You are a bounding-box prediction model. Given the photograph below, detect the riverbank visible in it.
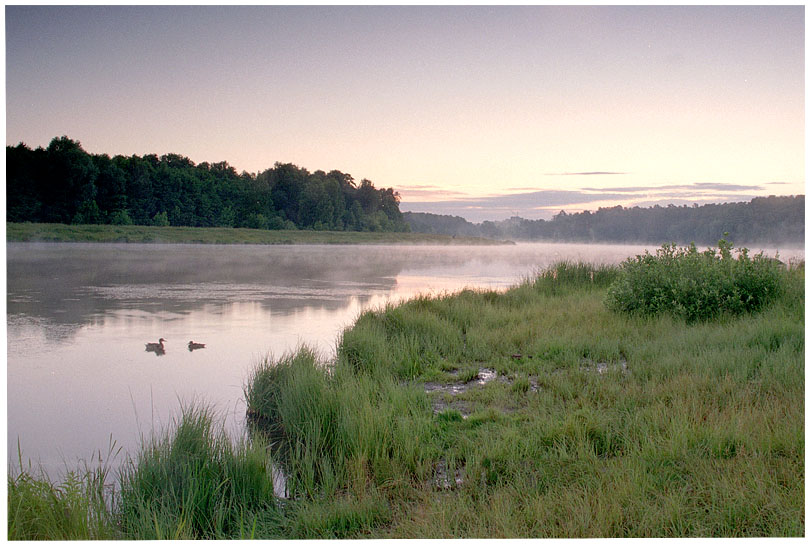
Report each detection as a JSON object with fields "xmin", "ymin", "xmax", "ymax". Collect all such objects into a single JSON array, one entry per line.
[
  {"xmin": 6, "ymin": 222, "xmax": 509, "ymax": 245},
  {"xmin": 8, "ymin": 255, "xmax": 804, "ymax": 538}
]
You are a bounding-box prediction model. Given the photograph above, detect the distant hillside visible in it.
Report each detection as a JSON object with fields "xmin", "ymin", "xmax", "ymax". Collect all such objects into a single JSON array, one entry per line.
[{"xmin": 404, "ymin": 196, "xmax": 805, "ymax": 246}]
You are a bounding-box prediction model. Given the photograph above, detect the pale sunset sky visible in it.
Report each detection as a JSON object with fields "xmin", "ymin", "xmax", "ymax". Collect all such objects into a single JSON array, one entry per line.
[{"xmin": 5, "ymin": 4, "xmax": 805, "ymax": 221}]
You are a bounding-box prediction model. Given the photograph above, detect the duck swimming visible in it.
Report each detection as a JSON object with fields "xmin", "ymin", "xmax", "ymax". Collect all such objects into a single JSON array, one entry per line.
[
  {"xmin": 188, "ymin": 341, "xmax": 206, "ymax": 351},
  {"xmin": 145, "ymin": 338, "xmax": 166, "ymax": 356}
]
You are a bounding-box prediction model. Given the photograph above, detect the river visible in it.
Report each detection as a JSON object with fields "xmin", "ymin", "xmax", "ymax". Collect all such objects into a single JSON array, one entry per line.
[{"xmin": 6, "ymin": 241, "xmax": 802, "ymax": 477}]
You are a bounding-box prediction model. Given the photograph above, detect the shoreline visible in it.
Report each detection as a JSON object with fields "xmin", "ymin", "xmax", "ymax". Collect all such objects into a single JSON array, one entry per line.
[{"xmin": 6, "ymin": 222, "xmax": 512, "ymax": 246}]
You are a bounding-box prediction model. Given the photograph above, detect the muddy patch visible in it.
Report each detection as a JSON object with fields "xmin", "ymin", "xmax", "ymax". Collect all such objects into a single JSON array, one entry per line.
[
  {"xmin": 272, "ymin": 465, "xmax": 289, "ymax": 499},
  {"xmin": 424, "ymin": 367, "xmax": 501, "ymax": 396},
  {"xmin": 424, "ymin": 367, "xmax": 504, "ymax": 417},
  {"xmin": 432, "ymin": 397, "xmax": 475, "ymax": 418},
  {"xmin": 424, "ymin": 367, "xmax": 538, "ymax": 417},
  {"xmin": 582, "ymin": 358, "xmax": 628, "ymax": 375},
  {"xmin": 434, "ymin": 458, "xmax": 465, "ymax": 490},
  {"xmin": 476, "ymin": 368, "xmax": 498, "ymax": 385},
  {"xmin": 424, "ymin": 381, "xmax": 469, "ymax": 396}
]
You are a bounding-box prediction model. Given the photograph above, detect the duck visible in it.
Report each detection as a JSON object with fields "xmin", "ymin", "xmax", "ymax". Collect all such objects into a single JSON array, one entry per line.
[
  {"xmin": 146, "ymin": 338, "xmax": 166, "ymax": 351},
  {"xmin": 188, "ymin": 341, "xmax": 206, "ymax": 351},
  {"xmin": 145, "ymin": 338, "xmax": 166, "ymax": 356}
]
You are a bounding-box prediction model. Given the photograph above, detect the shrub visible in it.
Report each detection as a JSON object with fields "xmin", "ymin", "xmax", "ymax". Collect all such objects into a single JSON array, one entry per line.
[
  {"xmin": 245, "ymin": 213, "xmax": 270, "ymax": 230},
  {"xmin": 605, "ymin": 239, "xmax": 784, "ymax": 322},
  {"xmin": 265, "ymin": 215, "xmax": 288, "ymax": 230},
  {"xmin": 109, "ymin": 209, "xmax": 133, "ymax": 225},
  {"xmin": 151, "ymin": 211, "xmax": 170, "ymax": 226},
  {"xmin": 71, "ymin": 200, "xmax": 102, "ymax": 225}
]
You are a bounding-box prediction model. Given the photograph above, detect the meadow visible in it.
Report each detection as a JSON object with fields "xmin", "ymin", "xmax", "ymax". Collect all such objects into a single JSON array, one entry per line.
[
  {"xmin": 8, "ymin": 243, "xmax": 804, "ymax": 538},
  {"xmin": 5, "ymin": 222, "xmax": 505, "ymax": 245}
]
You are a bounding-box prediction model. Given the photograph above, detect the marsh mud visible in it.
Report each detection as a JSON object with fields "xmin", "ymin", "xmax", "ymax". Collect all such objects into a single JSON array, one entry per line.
[
  {"xmin": 423, "ymin": 367, "xmax": 542, "ymax": 418},
  {"xmin": 424, "ymin": 367, "xmax": 505, "ymax": 416},
  {"xmin": 582, "ymin": 358, "xmax": 629, "ymax": 375},
  {"xmin": 433, "ymin": 458, "xmax": 465, "ymax": 490}
]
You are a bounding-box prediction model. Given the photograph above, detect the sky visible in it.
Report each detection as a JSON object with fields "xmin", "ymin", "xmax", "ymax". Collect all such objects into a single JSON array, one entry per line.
[{"xmin": 5, "ymin": 5, "xmax": 805, "ymax": 222}]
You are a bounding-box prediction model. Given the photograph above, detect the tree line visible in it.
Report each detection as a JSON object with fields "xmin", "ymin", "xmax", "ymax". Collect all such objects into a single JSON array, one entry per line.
[
  {"xmin": 404, "ymin": 195, "xmax": 805, "ymax": 245},
  {"xmin": 6, "ymin": 136, "xmax": 409, "ymax": 232}
]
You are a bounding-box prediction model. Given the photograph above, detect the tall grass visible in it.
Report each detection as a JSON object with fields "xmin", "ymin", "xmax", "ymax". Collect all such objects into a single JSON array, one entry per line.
[
  {"xmin": 117, "ymin": 403, "xmax": 282, "ymax": 539},
  {"xmin": 7, "ymin": 440, "xmax": 120, "ymax": 540},
  {"xmin": 245, "ymin": 348, "xmax": 434, "ymax": 501}
]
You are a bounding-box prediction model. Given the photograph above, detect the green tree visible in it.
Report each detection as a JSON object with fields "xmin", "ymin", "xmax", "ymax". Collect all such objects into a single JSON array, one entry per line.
[
  {"xmin": 6, "ymin": 143, "xmax": 45, "ymax": 222},
  {"xmin": 43, "ymin": 136, "xmax": 99, "ymax": 223},
  {"xmin": 72, "ymin": 200, "xmax": 102, "ymax": 224},
  {"xmin": 93, "ymin": 154, "xmax": 127, "ymax": 221}
]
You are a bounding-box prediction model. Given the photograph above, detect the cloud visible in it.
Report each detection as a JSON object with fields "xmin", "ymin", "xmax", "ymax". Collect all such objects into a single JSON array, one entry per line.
[
  {"xmin": 401, "ymin": 189, "xmax": 631, "ymax": 222},
  {"xmin": 505, "ymin": 186, "xmax": 544, "ymax": 192},
  {"xmin": 581, "ymin": 185, "xmax": 669, "ymax": 192},
  {"xmin": 545, "ymin": 171, "xmax": 627, "ymax": 176},
  {"xmin": 581, "ymin": 182, "xmax": 764, "ymax": 193},
  {"xmin": 397, "ymin": 187, "xmax": 474, "ymax": 200},
  {"xmin": 692, "ymin": 182, "xmax": 764, "ymax": 191},
  {"xmin": 630, "ymin": 196, "xmax": 761, "ymax": 209},
  {"xmin": 400, "ymin": 184, "xmax": 773, "ymax": 223},
  {"xmin": 397, "ymin": 184, "xmax": 445, "ymax": 190}
]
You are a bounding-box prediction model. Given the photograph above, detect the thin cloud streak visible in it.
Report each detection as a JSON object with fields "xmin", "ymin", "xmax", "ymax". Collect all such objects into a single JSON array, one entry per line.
[
  {"xmin": 545, "ymin": 171, "xmax": 627, "ymax": 176},
  {"xmin": 397, "ymin": 187, "xmax": 477, "ymax": 200},
  {"xmin": 693, "ymin": 183, "xmax": 764, "ymax": 191},
  {"xmin": 581, "ymin": 183, "xmax": 765, "ymax": 193}
]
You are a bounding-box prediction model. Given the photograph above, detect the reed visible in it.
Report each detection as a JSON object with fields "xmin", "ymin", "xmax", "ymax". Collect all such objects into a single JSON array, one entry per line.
[
  {"xmin": 7, "ymin": 440, "xmax": 119, "ymax": 540},
  {"xmin": 117, "ymin": 403, "xmax": 282, "ymax": 539}
]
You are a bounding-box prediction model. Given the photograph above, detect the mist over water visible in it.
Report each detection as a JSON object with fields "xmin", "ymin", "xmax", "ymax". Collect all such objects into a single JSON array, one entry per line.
[{"xmin": 7, "ymin": 242, "xmax": 802, "ymax": 477}]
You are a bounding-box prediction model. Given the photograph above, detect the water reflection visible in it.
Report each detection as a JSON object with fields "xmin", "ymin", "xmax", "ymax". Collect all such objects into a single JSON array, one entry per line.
[{"xmin": 7, "ymin": 243, "xmax": 406, "ymax": 346}]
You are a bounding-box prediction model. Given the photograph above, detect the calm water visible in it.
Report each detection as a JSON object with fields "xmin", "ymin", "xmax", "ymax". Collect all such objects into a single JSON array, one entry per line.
[{"xmin": 7, "ymin": 241, "xmax": 802, "ymax": 476}]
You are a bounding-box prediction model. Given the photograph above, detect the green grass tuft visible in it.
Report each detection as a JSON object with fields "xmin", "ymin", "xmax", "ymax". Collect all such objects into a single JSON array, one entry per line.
[{"xmin": 117, "ymin": 404, "xmax": 281, "ymax": 539}]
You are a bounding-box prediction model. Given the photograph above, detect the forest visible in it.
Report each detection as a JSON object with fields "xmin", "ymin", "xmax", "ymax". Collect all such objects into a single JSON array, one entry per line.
[
  {"xmin": 404, "ymin": 195, "xmax": 805, "ymax": 246},
  {"xmin": 6, "ymin": 137, "xmax": 409, "ymax": 232}
]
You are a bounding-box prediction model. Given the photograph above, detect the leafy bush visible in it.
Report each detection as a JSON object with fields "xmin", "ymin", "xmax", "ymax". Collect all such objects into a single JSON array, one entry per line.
[
  {"xmin": 109, "ymin": 209, "xmax": 133, "ymax": 225},
  {"xmin": 245, "ymin": 213, "xmax": 270, "ymax": 230},
  {"xmin": 151, "ymin": 211, "xmax": 170, "ymax": 226},
  {"xmin": 605, "ymin": 239, "xmax": 784, "ymax": 322}
]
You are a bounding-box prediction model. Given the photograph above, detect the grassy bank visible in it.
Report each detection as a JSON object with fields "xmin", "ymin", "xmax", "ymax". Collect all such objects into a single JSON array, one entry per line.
[
  {"xmin": 8, "ymin": 250, "xmax": 804, "ymax": 538},
  {"xmin": 6, "ymin": 222, "xmax": 507, "ymax": 245}
]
